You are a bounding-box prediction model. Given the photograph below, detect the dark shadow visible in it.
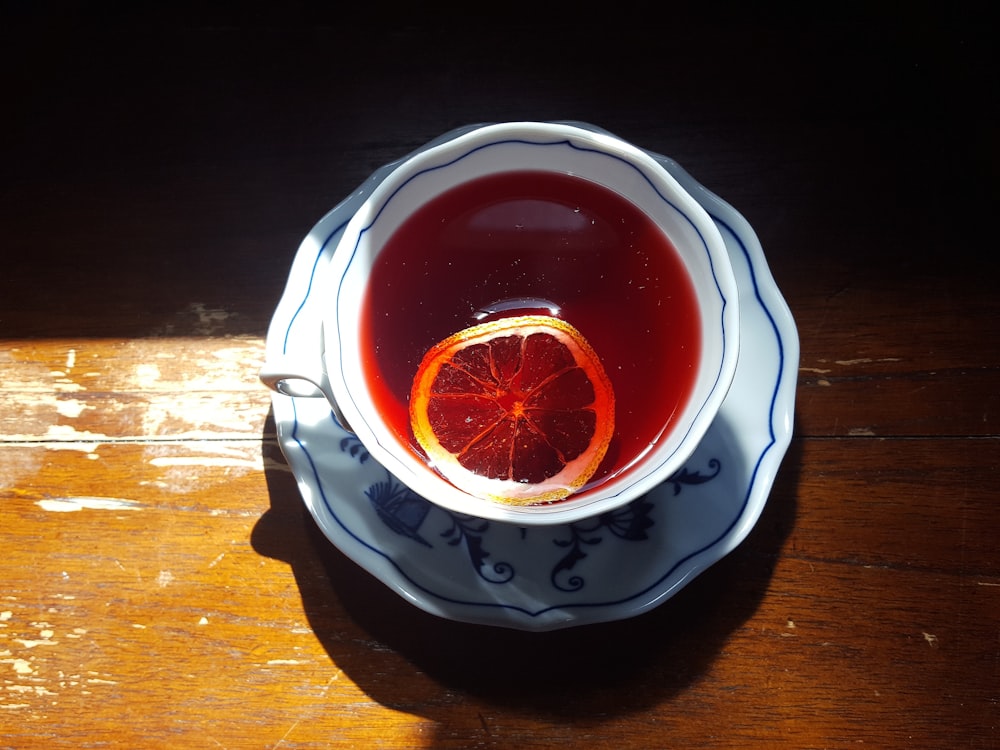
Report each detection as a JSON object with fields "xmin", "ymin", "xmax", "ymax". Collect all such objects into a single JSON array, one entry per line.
[{"xmin": 252, "ymin": 406, "xmax": 801, "ymax": 721}]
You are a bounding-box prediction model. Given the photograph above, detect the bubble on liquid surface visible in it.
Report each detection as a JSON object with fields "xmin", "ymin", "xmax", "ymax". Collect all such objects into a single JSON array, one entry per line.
[{"xmin": 472, "ymin": 297, "xmax": 562, "ymax": 323}]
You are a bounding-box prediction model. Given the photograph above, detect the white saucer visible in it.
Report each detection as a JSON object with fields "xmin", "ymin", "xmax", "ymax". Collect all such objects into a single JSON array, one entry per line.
[{"xmin": 264, "ymin": 123, "xmax": 799, "ymax": 632}]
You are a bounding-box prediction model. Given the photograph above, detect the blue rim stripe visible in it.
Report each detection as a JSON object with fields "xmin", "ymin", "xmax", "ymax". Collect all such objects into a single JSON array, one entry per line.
[{"xmin": 281, "ymin": 221, "xmax": 348, "ymax": 356}]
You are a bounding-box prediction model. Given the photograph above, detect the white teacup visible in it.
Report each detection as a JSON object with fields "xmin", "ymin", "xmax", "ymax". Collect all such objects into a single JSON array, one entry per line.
[{"xmin": 261, "ymin": 121, "xmax": 740, "ymax": 525}]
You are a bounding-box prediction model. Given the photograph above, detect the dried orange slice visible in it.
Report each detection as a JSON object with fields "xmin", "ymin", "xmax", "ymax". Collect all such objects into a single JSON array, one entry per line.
[{"xmin": 409, "ymin": 315, "xmax": 614, "ymax": 505}]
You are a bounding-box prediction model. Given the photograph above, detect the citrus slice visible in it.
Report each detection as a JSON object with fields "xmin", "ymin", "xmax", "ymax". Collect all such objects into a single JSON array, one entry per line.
[{"xmin": 409, "ymin": 315, "xmax": 615, "ymax": 505}]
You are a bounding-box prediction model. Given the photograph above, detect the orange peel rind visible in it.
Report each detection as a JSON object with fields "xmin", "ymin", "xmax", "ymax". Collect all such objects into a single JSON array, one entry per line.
[{"xmin": 409, "ymin": 315, "xmax": 615, "ymax": 505}]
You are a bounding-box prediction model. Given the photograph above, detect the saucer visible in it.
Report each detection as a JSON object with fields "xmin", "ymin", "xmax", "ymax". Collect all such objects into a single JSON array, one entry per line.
[{"xmin": 264, "ymin": 123, "xmax": 799, "ymax": 631}]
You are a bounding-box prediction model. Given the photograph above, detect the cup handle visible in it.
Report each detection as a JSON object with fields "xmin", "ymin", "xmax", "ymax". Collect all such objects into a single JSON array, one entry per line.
[{"xmin": 259, "ymin": 357, "xmax": 353, "ymax": 430}]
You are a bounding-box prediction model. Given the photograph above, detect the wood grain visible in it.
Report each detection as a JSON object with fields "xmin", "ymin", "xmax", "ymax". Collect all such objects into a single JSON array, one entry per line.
[{"xmin": 2, "ymin": 6, "xmax": 996, "ymax": 749}]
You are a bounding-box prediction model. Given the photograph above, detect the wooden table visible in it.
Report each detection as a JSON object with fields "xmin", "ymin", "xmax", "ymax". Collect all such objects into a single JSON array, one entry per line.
[{"xmin": 2, "ymin": 7, "xmax": 996, "ymax": 748}]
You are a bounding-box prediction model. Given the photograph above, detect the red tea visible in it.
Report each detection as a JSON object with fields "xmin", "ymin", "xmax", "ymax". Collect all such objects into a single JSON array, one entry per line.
[{"xmin": 359, "ymin": 170, "xmax": 701, "ymax": 493}]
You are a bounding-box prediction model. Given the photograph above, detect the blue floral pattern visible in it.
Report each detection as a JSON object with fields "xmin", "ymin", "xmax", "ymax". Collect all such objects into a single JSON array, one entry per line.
[
  {"xmin": 356, "ymin": 435, "xmax": 721, "ymax": 592},
  {"xmin": 549, "ymin": 497, "xmax": 656, "ymax": 592},
  {"xmin": 438, "ymin": 513, "xmax": 515, "ymax": 584}
]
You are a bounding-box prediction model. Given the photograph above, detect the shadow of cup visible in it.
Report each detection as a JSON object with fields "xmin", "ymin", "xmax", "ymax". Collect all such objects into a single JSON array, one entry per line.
[{"xmin": 252, "ymin": 406, "xmax": 801, "ymax": 717}]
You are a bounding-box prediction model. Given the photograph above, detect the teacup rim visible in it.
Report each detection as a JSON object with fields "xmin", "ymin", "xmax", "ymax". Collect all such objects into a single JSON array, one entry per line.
[{"xmin": 323, "ymin": 121, "xmax": 740, "ymax": 525}]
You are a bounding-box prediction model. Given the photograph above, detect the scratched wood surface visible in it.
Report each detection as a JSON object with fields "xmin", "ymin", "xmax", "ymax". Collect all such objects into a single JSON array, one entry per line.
[{"xmin": 2, "ymin": 6, "xmax": 997, "ymax": 749}]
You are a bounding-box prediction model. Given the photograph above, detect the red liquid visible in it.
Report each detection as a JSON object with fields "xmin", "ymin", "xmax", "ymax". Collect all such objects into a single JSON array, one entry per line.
[{"xmin": 359, "ymin": 170, "xmax": 701, "ymax": 493}]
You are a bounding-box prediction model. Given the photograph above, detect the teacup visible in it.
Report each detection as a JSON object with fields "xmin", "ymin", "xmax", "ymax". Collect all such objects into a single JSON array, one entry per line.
[{"xmin": 261, "ymin": 121, "xmax": 740, "ymax": 525}]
